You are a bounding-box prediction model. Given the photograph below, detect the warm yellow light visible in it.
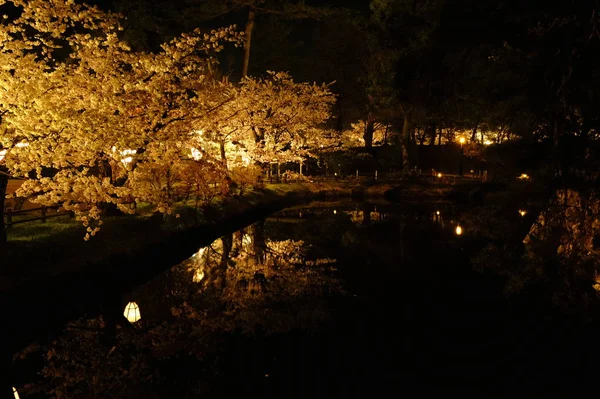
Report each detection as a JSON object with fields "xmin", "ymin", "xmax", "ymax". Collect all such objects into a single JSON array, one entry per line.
[
  {"xmin": 484, "ymin": 140, "xmax": 493, "ymax": 146},
  {"xmin": 519, "ymin": 210, "xmax": 526, "ymax": 217},
  {"xmin": 13, "ymin": 387, "xmax": 20, "ymax": 399},
  {"xmin": 459, "ymin": 137, "xmax": 466, "ymax": 144},
  {"xmin": 121, "ymin": 156, "xmax": 133, "ymax": 165},
  {"xmin": 436, "ymin": 211, "xmax": 440, "ymax": 216},
  {"xmin": 518, "ymin": 173, "xmax": 530, "ymax": 180},
  {"xmin": 0, "ymin": 149, "xmax": 6, "ymax": 162},
  {"xmin": 437, "ymin": 173, "xmax": 442, "ymax": 178},
  {"xmin": 15, "ymin": 141, "xmax": 29, "ymax": 148},
  {"xmin": 123, "ymin": 302, "xmax": 141, "ymax": 323},
  {"xmin": 190, "ymin": 147, "xmax": 203, "ymax": 161},
  {"xmin": 193, "ymin": 269, "xmax": 205, "ymax": 283},
  {"xmin": 333, "ymin": 210, "xmax": 337, "ymax": 215},
  {"xmin": 455, "ymin": 225, "xmax": 463, "ymax": 235}
]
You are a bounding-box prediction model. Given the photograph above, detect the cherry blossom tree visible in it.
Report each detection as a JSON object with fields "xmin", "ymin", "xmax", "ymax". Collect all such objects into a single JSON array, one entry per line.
[{"xmin": 0, "ymin": 0, "xmax": 242, "ymax": 240}]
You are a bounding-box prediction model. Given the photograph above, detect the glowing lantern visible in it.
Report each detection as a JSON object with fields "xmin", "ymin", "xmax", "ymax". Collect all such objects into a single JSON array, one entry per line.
[
  {"xmin": 436, "ymin": 211, "xmax": 440, "ymax": 216},
  {"xmin": 518, "ymin": 173, "xmax": 530, "ymax": 180},
  {"xmin": 455, "ymin": 225, "xmax": 463, "ymax": 236},
  {"xmin": 13, "ymin": 387, "xmax": 20, "ymax": 399},
  {"xmin": 437, "ymin": 173, "xmax": 442, "ymax": 178},
  {"xmin": 123, "ymin": 302, "xmax": 141, "ymax": 323},
  {"xmin": 333, "ymin": 210, "xmax": 337, "ymax": 215},
  {"xmin": 518, "ymin": 210, "xmax": 527, "ymax": 217},
  {"xmin": 458, "ymin": 137, "xmax": 466, "ymax": 144}
]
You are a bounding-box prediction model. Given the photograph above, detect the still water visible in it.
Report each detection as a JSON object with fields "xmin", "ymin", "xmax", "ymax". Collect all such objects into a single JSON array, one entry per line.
[{"xmin": 9, "ymin": 200, "xmax": 600, "ymax": 398}]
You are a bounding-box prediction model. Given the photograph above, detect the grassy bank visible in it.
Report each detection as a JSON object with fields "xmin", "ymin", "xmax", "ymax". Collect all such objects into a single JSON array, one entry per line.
[{"xmin": 0, "ymin": 178, "xmax": 474, "ymax": 292}]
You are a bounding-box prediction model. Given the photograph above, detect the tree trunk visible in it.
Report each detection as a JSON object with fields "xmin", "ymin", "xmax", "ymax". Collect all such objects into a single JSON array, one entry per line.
[
  {"xmin": 335, "ymin": 98, "xmax": 343, "ymax": 132},
  {"xmin": 363, "ymin": 112, "xmax": 375, "ymax": 149},
  {"xmin": 471, "ymin": 124, "xmax": 478, "ymax": 142},
  {"xmin": 220, "ymin": 141, "xmax": 228, "ymax": 169},
  {"xmin": 429, "ymin": 124, "xmax": 437, "ymax": 146},
  {"xmin": 0, "ymin": 170, "xmax": 8, "ymax": 252},
  {"xmin": 401, "ymin": 112, "xmax": 411, "ymax": 170},
  {"xmin": 242, "ymin": 7, "xmax": 256, "ymax": 78}
]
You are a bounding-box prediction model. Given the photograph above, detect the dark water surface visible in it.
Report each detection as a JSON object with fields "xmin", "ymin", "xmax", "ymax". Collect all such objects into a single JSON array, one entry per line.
[{"xmin": 6, "ymin": 200, "xmax": 600, "ymax": 398}]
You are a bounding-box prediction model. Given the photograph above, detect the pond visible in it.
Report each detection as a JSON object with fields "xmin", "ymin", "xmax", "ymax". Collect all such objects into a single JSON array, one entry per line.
[{"xmin": 6, "ymin": 200, "xmax": 600, "ymax": 398}]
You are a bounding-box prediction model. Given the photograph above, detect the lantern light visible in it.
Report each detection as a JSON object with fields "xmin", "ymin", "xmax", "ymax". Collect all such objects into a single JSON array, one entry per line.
[
  {"xmin": 455, "ymin": 225, "xmax": 463, "ymax": 236},
  {"xmin": 519, "ymin": 210, "xmax": 527, "ymax": 217},
  {"xmin": 437, "ymin": 173, "xmax": 442, "ymax": 178},
  {"xmin": 13, "ymin": 387, "xmax": 20, "ymax": 399},
  {"xmin": 459, "ymin": 137, "xmax": 466, "ymax": 144},
  {"xmin": 518, "ymin": 173, "xmax": 530, "ymax": 180},
  {"xmin": 123, "ymin": 302, "xmax": 141, "ymax": 323},
  {"xmin": 436, "ymin": 211, "xmax": 440, "ymax": 216}
]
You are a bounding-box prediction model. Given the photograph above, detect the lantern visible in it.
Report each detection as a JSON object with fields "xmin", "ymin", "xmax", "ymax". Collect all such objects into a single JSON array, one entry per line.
[
  {"xmin": 13, "ymin": 387, "xmax": 20, "ymax": 399},
  {"xmin": 123, "ymin": 302, "xmax": 141, "ymax": 323},
  {"xmin": 455, "ymin": 225, "xmax": 463, "ymax": 236}
]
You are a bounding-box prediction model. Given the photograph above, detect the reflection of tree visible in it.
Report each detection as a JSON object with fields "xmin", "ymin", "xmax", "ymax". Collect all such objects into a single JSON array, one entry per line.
[
  {"xmin": 470, "ymin": 188, "xmax": 600, "ymax": 312},
  {"xmin": 20, "ymin": 222, "xmax": 340, "ymax": 398}
]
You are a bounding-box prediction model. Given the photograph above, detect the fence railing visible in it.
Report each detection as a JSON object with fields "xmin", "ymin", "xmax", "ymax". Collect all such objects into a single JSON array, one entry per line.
[{"xmin": 3, "ymin": 205, "xmax": 73, "ymax": 228}]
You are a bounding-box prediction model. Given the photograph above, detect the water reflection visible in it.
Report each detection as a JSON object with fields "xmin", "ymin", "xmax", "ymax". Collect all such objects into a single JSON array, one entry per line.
[{"xmin": 14, "ymin": 201, "xmax": 471, "ymax": 398}]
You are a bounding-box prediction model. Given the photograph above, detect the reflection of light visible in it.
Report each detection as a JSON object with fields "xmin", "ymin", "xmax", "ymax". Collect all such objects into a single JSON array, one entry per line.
[
  {"xmin": 518, "ymin": 173, "xmax": 530, "ymax": 180},
  {"xmin": 519, "ymin": 210, "xmax": 526, "ymax": 217},
  {"xmin": 13, "ymin": 387, "xmax": 20, "ymax": 399},
  {"xmin": 123, "ymin": 302, "xmax": 141, "ymax": 323},
  {"xmin": 193, "ymin": 269, "xmax": 205, "ymax": 283},
  {"xmin": 190, "ymin": 147, "xmax": 203, "ymax": 161},
  {"xmin": 455, "ymin": 225, "xmax": 463, "ymax": 235},
  {"xmin": 437, "ymin": 173, "xmax": 442, "ymax": 178},
  {"xmin": 0, "ymin": 149, "xmax": 6, "ymax": 162}
]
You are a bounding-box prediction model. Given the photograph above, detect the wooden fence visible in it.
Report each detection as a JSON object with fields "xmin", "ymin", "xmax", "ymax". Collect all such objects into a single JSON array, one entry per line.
[{"xmin": 3, "ymin": 205, "xmax": 73, "ymax": 228}]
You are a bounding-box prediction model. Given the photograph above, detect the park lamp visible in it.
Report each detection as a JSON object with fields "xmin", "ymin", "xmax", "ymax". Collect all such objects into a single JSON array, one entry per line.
[
  {"xmin": 437, "ymin": 173, "xmax": 442, "ymax": 178},
  {"xmin": 455, "ymin": 225, "xmax": 463, "ymax": 236},
  {"xmin": 123, "ymin": 302, "xmax": 141, "ymax": 324},
  {"xmin": 459, "ymin": 137, "xmax": 466, "ymax": 145}
]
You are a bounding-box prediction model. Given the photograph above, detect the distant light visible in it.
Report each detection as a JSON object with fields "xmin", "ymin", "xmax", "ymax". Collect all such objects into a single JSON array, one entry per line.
[
  {"xmin": 519, "ymin": 210, "xmax": 526, "ymax": 217},
  {"xmin": 190, "ymin": 147, "xmax": 203, "ymax": 161},
  {"xmin": 484, "ymin": 140, "xmax": 493, "ymax": 146},
  {"xmin": 13, "ymin": 387, "xmax": 20, "ymax": 399},
  {"xmin": 459, "ymin": 137, "xmax": 466, "ymax": 144},
  {"xmin": 455, "ymin": 225, "xmax": 463, "ymax": 235},
  {"xmin": 334, "ymin": 172, "xmax": 337, "ymax": 176},
  {"xmin": 437, "ymin": 173, "xmax": 442, "ymax": 178},
  {"xmin": 333, "ymin": 210, "xmax": 337, "ymax": 215},
  {"xmin": 123, "ymin": 302, "xmax": 141, "ymax": 323},
  {"xmin": 436, "ymin": 211, "xmax": 440, "ymax": 216},
  {"xmin": 518, "ymin": 173, "xmax": 530, "ymax": 180}
]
